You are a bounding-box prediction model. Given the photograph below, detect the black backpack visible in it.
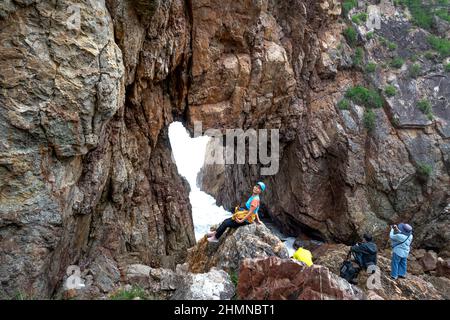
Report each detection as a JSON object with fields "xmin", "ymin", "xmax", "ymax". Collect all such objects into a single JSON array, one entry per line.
[{"xmin": 340, "ymin": 251, "xmax": 360, "ymax": 284}]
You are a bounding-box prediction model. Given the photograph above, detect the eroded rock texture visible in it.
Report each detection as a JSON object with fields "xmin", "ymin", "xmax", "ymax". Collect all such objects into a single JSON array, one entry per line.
[
  {"xmin": 1, "ymin": 0, "xmax": 449, "ymax": 299},
  {"xmin": 197, "ymin": 1, "xmax": 450, "ymax": 252},
  {"xmin": 0, "ymin": 0, "xmax": 194, "ymax": 298}
]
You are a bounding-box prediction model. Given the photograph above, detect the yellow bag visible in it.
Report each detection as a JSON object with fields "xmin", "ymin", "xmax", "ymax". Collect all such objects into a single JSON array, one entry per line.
[
  {"xmin": 292, "ymin": 247, "xmax": 313, "ymax": 267},
  {"xmin": 231, "ymin": 206, "xmax": 256, "ymax": 223}
]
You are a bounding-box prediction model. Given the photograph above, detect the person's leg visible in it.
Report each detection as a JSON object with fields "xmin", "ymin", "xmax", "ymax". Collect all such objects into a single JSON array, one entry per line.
[
  {"xmin": 398, "ymin": 256, "xmax": 408, "ymax": 277},
  {"xmin": 391, "ymin": 252, "xmax": 400, "ymax": 279},
  {"xmin": 213, "ymin": 218, "xmax": 243, "ymax": 239}
]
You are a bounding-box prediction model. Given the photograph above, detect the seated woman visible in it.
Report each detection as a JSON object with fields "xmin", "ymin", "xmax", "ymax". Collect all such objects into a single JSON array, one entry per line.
[{"xmin": 207, "ymin": 182, "xmax": 266, "ymax": 242}]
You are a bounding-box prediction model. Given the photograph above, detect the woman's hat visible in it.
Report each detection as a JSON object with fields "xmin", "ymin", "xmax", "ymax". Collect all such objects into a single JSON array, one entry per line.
[
  {"xmin": 257, "ymin": 181, "xmax": 266, "ymax": 192},
  {"xmin": 398, "ymin": 223, "xmax": 413, "ymax": 235}
]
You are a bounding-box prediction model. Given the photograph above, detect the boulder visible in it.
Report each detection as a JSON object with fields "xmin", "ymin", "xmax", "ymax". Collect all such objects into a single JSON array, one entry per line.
[
  {"xmin": 124, "ymin": 263, "xmax": 234, "ymax": 300},
  {"xmin": 171, "ymin": 268, "xmax": 235, "ymax": 300},
  {"xmin": 237, "ymin": 256, "xmax": 365, "ymax": 300},
  {"xmin": 436, "ymin": 258, "xmax": 450, "ymax": 279},
  {"xmin": 420, "ymin": 251, "xmax": 438, "ymax": 272},
  {"xmin": 187, "ymin": 223, "xmax": 289, "ymax": 273}
]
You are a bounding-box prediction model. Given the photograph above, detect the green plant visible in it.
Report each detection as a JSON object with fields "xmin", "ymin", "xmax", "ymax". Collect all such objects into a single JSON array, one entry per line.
[
  {"xmin": 229, "ymin": 270, "xmax": 239, "ymax": 287},
  {"xmin": 110, "ymin": 286, "xmax": 148, "ymax": 300},
  {"xmin": 343, "ymin": 26, "xmax": 358, "ymax": 47},
  {"xmin": 363, "ymin": 109, "xmax": 376, "ymax": 132},
  {"xmin": 390, "ymin": 57, "xmax": 405, "ymax": 69},
  {"xmin": 345, "ymin": 86, "xmax": 383, "ymax": 109},
  {"xmin": 427, "ymin": 36, "xmax": 450, "ymax": 58},
  {"xmin": 366, "ymin": 31, "xmax": 374, "ymax": 40},
  {"xmin": 416, "ymin": 162, "xmax": 432, "ymax": 181},
  {"xmin": 365, "ymin": 62, "xmax": 377, "ymax": 73},
  {"xmin": 378, "ymin": 36, "xmax": 388, "ymax": 46},
  {"xmin": 229, "ymin": 270, "xmax": 240, "ymax": 300},
  {"xmin": 384, "ymin": 85, "xmax": 397, "ymax": 97},
  {"xmin": 388, "ymin": 42, "xmax": 398, "ymax": 51},
  {"xmin": 445, "ymin": 63, "xmax": 450, "ymax": 72},
  {"xmin": 393, "ymin": 0, "xmax": 406, "ymax": 6},
  {"xmin": 11, "ymin": 291, "xmax": 35, "ymax": 300},
  {"xmin": 338, "ymin": 99, "xmax": 351, "ymax": 110},
  {"xmin": 424, "ymin": 51, "xmax": 435, "ymax": 59},
  {"xmin": 353, "ymin": 47, "xmax": 364, "ymax": 66},
  {"xmin": 352, "ymin": 12, "xmax": 368, "ymax": 25},
  {"xmin": 417, "ymin": 99, "xmax": 433, "ymax": 120},
  {"xmin": 342, "ymin": 0, "xmax": 358, "ymax": 16},
  {"xmin": 399, "ymin": 0, "xmax": 433, "ymax": 30},
  {"xmin": 435, "ymin": 8, "xmax": 450, "ymax": 22},
  {"xmin": 408, "ymin": 63, "xmax": 421, "ymax": 78}
]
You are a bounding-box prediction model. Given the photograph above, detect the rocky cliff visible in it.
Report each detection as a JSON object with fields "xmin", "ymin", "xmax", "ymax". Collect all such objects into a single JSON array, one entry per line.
[
  {"xmin": 197, "ymin": 1, "xmax": 450, "ymax": 253},
  {"xmin": 0, "ymin": 0, "xmax": 196, "ymax": 298},
  {"xmin": 0, "ymin": 0, "xmax": 449, "ymax": 299}
]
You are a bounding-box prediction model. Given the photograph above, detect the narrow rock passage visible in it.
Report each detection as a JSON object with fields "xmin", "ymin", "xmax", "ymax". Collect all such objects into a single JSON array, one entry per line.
[{"xmin": 168, "ymin": 122, "xmax": 295, "ymax": 254}]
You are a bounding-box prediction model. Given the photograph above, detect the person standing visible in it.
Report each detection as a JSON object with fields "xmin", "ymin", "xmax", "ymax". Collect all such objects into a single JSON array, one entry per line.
[
  {"xmin": 390, "ymin": 223, "xmax": 413, "ymax": 280},
  {"xmin": 207, "ymin": 182, "xmax": 265, "ymax": 242}
]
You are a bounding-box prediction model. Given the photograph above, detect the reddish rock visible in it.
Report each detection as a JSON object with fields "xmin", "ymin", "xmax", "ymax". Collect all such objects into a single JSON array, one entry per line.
[
  {"xmin": 237, "ymin": 256, "xmax": 365, "ymax": 300},
  {"xmin": 421, "ymin": 251, "xmax": 438, "ymax": 272}
]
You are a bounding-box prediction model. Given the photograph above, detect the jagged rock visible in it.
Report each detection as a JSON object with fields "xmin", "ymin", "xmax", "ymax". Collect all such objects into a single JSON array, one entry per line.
[
  {"xmin": 237, "ymin": 256, "xmax": 365, "ymax": 300},
  {"xmin": 436, "ymin": 258, "xmax": 450, "ymax": 279},
  {"xmin": 313, "ymin": 244, "xmax": 445, "ymax": 300},
  {"xmin": 407, "ymin": 257, "xmax": 425, "ymax": 276},
  {"xmin": 125, "ymin": 263, "xmax": 234, "ymax": 300},
  {"xmin": 413, "ymin": 249, "xmax": 427, "ymax": 260},
  {"xmin": 421, "ymin": 251, "xmax": 438, "ymax": 272},
  {"xmin": 0, "ymin": 0, "xmax": 195, "ymax": 298},
  {"xmin": 88, "ymin": 252, "xmax": 121, "ymax": 293},
  {"xmin": 293, "ymin": 238, "xmax": 324, "ymax": 252},
  {"xmin": 171, "ymin": 268, "xmax": 235, "ymax": 300},
  {"xmin": 187, "ymin": 223, "xmax": 289, "ymax": 274},
  {"xmin": 197, "ymin": 1, "xmax": 450, "ymax": 256}
]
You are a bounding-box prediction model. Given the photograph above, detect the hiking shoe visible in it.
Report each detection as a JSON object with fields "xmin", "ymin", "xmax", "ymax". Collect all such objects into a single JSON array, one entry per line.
[
  {"xmin": 207, "ymin": 236, "xmax": 219, "ymax": 243},
  {"xmin": 390, "ymin": 276, "xmax": 398, "ymax": 280},
  {"xmin": 398, "ymin": 275, "xmax": 406, "ymax": 279}
]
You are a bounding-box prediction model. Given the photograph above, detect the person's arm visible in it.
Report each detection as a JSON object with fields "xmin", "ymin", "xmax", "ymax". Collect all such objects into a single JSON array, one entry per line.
[
  {"xmin": 390, "ymin": 228, "xmax": 405, "ymax": 242},
  {"xmin": 255, "ymin": 211, "xmax": 263, "ymax": 224}
]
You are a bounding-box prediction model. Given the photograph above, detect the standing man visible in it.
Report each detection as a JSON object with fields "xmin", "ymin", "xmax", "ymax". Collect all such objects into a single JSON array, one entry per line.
[
  {"xmin": 390, "ymin": 223, "xmax": 413, "ymax": 280},
  {"xmin": 207, "ymin": 182, "xmax": 265, "ymax": 242}
]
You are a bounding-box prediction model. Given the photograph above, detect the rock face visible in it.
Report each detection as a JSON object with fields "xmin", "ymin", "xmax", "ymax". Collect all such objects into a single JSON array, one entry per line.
[
  {"xmin": 237, "ymin": 256, "xmax": 365, "ymax": 300},
  {"xmin": 187, "ymin": 223, "xmax": 289, "ymax": 273},
  {"xmin": 0, "ymin": 0, "xmax": 195, "ymax": 298},
  {"xmin": 421, "ymin": 251, "xmax": 438, "ymax": 272},
  {"xmin": 126, "ymin": 263, "xmax": 235, "ymax": 300},
  {"xmin": 197, "ymin": 1, "xmax": 450, "ymax": 253},
  {"xmin": 436, "ymin": 258, "xmax": 450, "ymax": 279}
]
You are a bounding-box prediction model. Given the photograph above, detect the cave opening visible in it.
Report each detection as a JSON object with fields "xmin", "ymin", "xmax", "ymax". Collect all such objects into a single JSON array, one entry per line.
[
  {"xmin": 168, "ymin": 121, "xmax": 296, "ymax": 256},
  {"xmin": 168, "ymin": 121, "xmax": 230, "ymax": 241}
]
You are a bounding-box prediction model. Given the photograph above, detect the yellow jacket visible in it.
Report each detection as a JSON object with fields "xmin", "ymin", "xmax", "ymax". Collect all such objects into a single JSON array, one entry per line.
[{"xmin": 292, "ymin": 247, "xmax": 313, "ymax": 267}]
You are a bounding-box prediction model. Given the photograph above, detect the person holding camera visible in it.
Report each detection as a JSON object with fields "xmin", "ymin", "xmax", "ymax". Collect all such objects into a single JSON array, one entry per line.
[{"xmin": 390, "ymin": 223, "xmax": 413, "ymax": 280}]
